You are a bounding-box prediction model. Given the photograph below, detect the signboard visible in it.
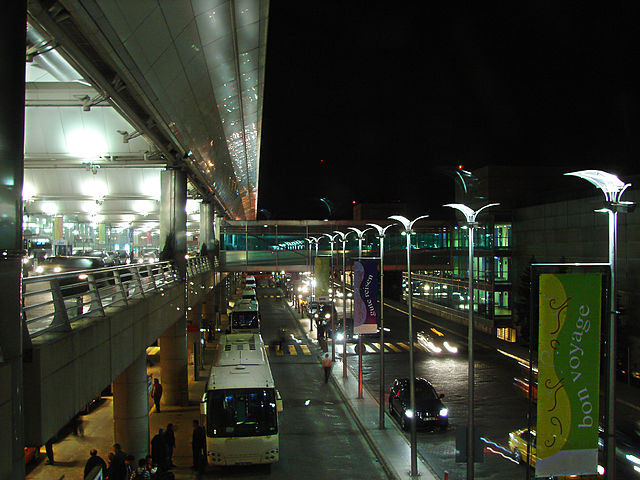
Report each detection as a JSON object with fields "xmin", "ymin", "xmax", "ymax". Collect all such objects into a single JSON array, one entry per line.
[
  {"xmin": 536, "ymin": 272, "xmax": 602, "ymax": 477},
  {"xmin": 53, "ymin": 216, "xmax": 63, "ymax": 241},
  {"xmin": 354, "ymin": 259, "xmax": 379, "ymax": 334},
  {"xmin": 314, "ymin": 255, "xmax": 330, "ymax": 299}
]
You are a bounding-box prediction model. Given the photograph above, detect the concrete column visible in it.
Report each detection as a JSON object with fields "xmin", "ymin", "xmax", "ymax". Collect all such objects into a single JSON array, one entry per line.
[
  {"xmin": 159, "ymin": 318, "xmax": 189, "ymax": 405},
  {"xmin": 0, "ymin": 3, "xmax": 26, "ymax": 479},
  {"xmin": 112, "ymin": 354, "xmax": 149, "ymax": 462}
]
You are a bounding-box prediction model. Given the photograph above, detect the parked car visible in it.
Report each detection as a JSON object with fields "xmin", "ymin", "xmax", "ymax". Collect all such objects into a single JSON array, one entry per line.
[{"xmin": 388, "ymin": 378, "xmax": 448, "ymax": 432}]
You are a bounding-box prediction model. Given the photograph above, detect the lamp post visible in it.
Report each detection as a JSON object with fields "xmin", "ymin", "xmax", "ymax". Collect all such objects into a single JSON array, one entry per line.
[
  {"xmin": 443, "ymin": 203, "xmax": 499, "ymax": 480},
  {"xmin": 388, "ymin": 214, "xmax": 430, "ymax": 477},
  {"xmin": 367, "ymin": 222, "xmax": 395, "ymax": 429},
  {"xmin": 348, "ymin": 227, "xmax": 373, "ymax": 399},
  {"xmin": 324, "ymin": 233, "xmax": 339, "ymax": 363},
  {"xmin": 564, "ymin": 170, "xmax": 635, "ymax": 480},
  {"xmin": 333, "ymin": 230, "xmax": 349, "ymax": 379}
]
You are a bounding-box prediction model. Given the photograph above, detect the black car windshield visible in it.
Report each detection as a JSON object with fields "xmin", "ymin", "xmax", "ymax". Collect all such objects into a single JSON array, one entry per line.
[
  {"xmin": 415, "ymin": 382, "xmax": 439, "ymax": 399},
  {"xmin": 207, "ymin": 388, "xmax": 277, "ymax": 437}
]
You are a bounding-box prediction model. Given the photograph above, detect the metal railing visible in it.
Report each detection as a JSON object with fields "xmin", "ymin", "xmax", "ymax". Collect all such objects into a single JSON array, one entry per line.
[{"xmin": 23, "ymin": 257, "xmax": 212, "ymax": 339}]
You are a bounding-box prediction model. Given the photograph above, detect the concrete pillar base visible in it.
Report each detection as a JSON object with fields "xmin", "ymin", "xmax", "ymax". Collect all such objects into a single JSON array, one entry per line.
[
  {"xmin": 113, "ymin": 354, "xmax": 149, "ymax": 461},
  {"xmin": 159, "ymin": 317, "xmax": 189, "ymax": 405}
]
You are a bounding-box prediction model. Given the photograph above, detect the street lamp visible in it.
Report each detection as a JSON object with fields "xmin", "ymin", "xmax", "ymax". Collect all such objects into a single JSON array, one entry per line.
[
  {"xmin": 388, "ymin": 214, "xmax": 429, "ymax": 477},
  {"xmin": 348, "ymin": 227, "xmax": 373, "ymax": 399},
  {"xmin": 565, "ymin": 170, "xmax": 635, "ymax": 480},
  {"xmin": 367, "ymin": 222, "xmax": 395, "ymax": 429},
  {"xmin": 443, "ymin": 202, "xmax": 499, "ymax": 480},
  {"xmin": 333, "ymin": 230, "xmax": 349, "ymax": 379},
  {"xmin": 324, "ymin": 233, "xmax": 339, "ymax": 363}
]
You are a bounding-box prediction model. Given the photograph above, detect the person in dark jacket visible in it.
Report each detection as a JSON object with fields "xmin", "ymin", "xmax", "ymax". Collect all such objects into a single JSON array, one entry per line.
[
  {"xmin": 165, "ymin": 423, "xmax": 176, "ymax": 467},
  {"xmin": 151, "ymin": 428, "xmax": 169, "ymax": 471},
  {"xmin": 83, "ymin": 449, "xmax": 106, "ymax": 479},
  {"xmin": 191, "ymin": 419, "xmax": 206, "ymax": 470},
  {"xmin": 110, "ymin": 444, "xmax": 128, "ymax": 480}
]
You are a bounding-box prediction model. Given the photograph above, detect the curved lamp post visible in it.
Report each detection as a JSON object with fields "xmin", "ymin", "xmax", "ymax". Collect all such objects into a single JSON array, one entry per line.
[
  {"xmin": 388, "ymin": 214, "xmax": 429, "ymax": 477},
  {"xmin": 367, "ymin": 222, "xmax": 395, "ymax": 429},
  {"xmin": 565, "ymin": 170, "xmax": 635, "ymax": 480},
  {"xmin": 323, "ymin": 233, "xmax": 339, "ymax": 362},
  {"xmin": 443, "ymin": 203, "xmax": 499, "ymax": 480},
  {"xmin": 348, "ymin": 227, "xmax": 373, "ymax": 399},
  {"xmin": 333, "ymin": 230, "xmax": 349, "ymax": 379}
]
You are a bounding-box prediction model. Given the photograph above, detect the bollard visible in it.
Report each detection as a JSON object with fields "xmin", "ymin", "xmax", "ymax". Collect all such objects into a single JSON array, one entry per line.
[{"xmin": 443, "ymin": 471, "xmax": 449, "ymax": 480}]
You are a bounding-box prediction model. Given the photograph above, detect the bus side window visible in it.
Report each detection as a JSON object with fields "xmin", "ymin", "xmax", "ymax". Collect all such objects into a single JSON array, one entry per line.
[{"xmin": 276, "ymin": 390, "xmax": 283, "ymax": 413}]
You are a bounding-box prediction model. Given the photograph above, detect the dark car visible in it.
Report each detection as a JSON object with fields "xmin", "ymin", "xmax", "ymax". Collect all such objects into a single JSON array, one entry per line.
[
  {"xmin": 389, "ymin": 378, "xmax": 449, "ymax": 432},
  {"xmin": 34, "ymin": 256, "xmax": 106, "ymax": 295}
]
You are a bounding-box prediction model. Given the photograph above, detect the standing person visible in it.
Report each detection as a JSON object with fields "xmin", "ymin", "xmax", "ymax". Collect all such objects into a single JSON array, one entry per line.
[
  {"xmin": 83, "ymin": 449, "xmax": 106, "ymax": 479},
  {"xmin": 191, "ymin": 419, "xmax": 206, "ymax": 471},
  {"xmin": 44, "ymin": 437, "xmax": 55, "ymax": 465},
  {"xmin": 151, "ymin": 428, "xmax": 169, "ymax": 472},
  {"xmin": 111, "ymin": 444, "xmax": 128, "ymax": 480},
  {"xmin": 150, "ymin": 378, "xmax": 163, "ymax": 412},
  {"xmin": 321, "ymin": 353, "xmax": 332, "ymax": 383},
  {"xmin": 165, "ymin": 423, "xmax": 176, "ymax": 467}
]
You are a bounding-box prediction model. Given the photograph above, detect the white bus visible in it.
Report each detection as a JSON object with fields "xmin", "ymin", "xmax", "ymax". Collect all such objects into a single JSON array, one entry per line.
[
  {"xmin": 201, "ymin": 333, "xmax": 283, "ymax": 466},
  {"xmin": 241, "ymin": 287, "xmax": 258, "ymax": 302},
  {"xmin": 245, "ymin": 275, "xmax": 256, "ymax": 288},
  {"xmin": 230, "ymin": 299, "xmax": 260, "ymax": 333}
]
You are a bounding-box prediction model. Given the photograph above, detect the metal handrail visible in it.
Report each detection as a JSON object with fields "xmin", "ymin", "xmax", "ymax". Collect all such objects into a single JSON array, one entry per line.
[{"xmin": 23, "ymin": 257, "xmax": 212, "ymax": 339}]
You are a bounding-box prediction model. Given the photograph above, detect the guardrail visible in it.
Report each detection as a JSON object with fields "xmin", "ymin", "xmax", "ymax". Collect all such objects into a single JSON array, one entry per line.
[{"xmin": 23, "ymin": 257, "xmax": 212, "ymax": 339}]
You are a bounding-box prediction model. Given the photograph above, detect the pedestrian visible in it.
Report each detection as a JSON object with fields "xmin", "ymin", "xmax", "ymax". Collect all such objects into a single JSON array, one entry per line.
[
  {"xmin": 191, "ymin": 419, "xmax": 206, "ymax": 471},
  {"xmin": 151, "ymin": 378, "xmax": 163, "ymax": 412},
  {"xmin": 129, "ymin": 458, "xmax": 150, "ymax": 480},
  {"xmin": 72, "ymin": 413, "xmax": 84, "ymax": 436},
  {"xmin": 84, "ymin": 449, "xmax": 107, "ymax": 479},
  {"xmin": 44, "ymin": 437, "xmax": 56, "ymax": 465},
  {"xmin": 151, "ymin": 428, "xmax": 169, "ymax": 472},
  {"xmin": 111, "ymin": 444, "xmax": 128, "ymax": 480},
  {"xmin": 321, "ymin": 353, "xmax": 332, "ymax": 383},
  {"xmin": 165, "ymin": 423, "xmax": 176, "ymax": 467}
]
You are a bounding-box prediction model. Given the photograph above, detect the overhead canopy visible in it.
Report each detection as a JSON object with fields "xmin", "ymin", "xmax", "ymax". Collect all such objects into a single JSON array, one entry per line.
[{"xmin": 25, "ymin": 0, "xmax": 269, "ymax": 224}]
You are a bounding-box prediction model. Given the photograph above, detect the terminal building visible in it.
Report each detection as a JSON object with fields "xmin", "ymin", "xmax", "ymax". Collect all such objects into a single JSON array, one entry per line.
[{"xmin": 2, "ymin": 3, "xmax": 639, "ymax": 479}]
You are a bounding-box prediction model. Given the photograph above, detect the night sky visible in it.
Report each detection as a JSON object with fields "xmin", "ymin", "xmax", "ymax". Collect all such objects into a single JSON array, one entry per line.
[{"xmin": 258, "ymin": 3, "xmax": 640, "ymax": 220}]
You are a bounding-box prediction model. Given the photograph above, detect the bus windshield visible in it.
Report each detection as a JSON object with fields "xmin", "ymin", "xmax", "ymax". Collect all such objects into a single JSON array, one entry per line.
[
  {"xmin": 232, "ymin": 311, "xmax": 259, "ymax": 330},
  {"xmin": 207, "ymin": 388, "xmax": 277, "ymax": 437}
]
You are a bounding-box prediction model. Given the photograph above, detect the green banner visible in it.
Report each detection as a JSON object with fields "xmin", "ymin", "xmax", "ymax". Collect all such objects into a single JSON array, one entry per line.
[
  {"xmin": 536, "ymin": 273, "xmax": 602, "ymax": 477},
  {"xmin": 314, "ymin": 256, "xmax": 330, "ymax": 300}
]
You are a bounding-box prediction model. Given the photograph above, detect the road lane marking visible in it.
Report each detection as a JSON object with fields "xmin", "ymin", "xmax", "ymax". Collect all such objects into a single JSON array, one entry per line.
[{"xmin": 288, "ymin": 345, "xmax": 297, "ymax": 355}]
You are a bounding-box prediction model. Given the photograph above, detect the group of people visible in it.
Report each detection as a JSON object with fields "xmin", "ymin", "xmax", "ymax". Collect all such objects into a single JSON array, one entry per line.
[{"xmin": 81, "ymin": 420, "xmax": 206, "ymax": 479}]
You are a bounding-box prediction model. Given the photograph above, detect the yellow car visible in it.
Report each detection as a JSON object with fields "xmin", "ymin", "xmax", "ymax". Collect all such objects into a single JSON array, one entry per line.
[{"xmin": 508, "ymin": 428, "xmax": 603, "ymax": 479}]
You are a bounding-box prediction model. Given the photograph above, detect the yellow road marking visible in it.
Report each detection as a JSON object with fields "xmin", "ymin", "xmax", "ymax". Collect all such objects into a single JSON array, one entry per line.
[
  {"xmin": 288, "ymin": 345, "xmax": 297, "ymax": 355},
  {"xmin": 385, "ymin": 343, "xmax": 402, "ymax": 352},
  {"xmin": 397, "ymin": 342, "xmax": 410, "ymax": 351},
  {"xmin": 301, "ymin": 345, "xmax": 311, "ymax": 355}
]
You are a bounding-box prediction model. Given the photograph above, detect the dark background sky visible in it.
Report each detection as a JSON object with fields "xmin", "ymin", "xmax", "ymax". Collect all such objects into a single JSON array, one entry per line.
[{"xmin": 257, "ymin": 3, "xmax": 640, "ymax": 220}]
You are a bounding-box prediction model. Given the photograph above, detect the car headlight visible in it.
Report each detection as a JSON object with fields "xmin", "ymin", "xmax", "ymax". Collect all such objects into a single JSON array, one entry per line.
[
  {"xmin": 336, "ymin": 333, "xmax": 344, "ymax": 342},
  {"xmin": 35, "ymin": 266, "xmax": 44, "ymax": 274},
  {"xmin": 78, "ymin": 274, "xmax": 88, "ymax": 280},
  {"xmin": 325, "ymin": 313, "xmax": 331, "ymax": 319},
  {"xmin": 439, "ymin": 408, "xmax": 449, "ymax": 417},
  {"xmin": 405, "ymin": 409, "xmax": 414, "ymax": 419},
  {"xmin": 443, "ymin": 341, "xmax": 458, "ymax": 354},
  {"xmin": 53, "ymin": 267, "xmax": 61, "ymax": 273}
]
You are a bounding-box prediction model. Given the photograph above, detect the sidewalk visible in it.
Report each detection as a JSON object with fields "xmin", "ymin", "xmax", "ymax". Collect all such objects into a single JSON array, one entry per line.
[{"xmin": 292, "ymin": 304, "xmax": 439, "ymax": 480}]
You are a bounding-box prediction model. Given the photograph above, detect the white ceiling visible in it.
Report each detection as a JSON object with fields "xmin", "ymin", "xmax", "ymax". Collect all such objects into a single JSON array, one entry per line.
[{"xmin": 25, "ymin": 0, "xmax": 268, "ymax": 228}]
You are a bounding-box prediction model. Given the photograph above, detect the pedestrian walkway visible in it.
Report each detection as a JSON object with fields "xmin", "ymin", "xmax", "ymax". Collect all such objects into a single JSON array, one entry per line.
[{"xmin": 293, "ymin": 307, "xmax": 439, "ymax": 480}]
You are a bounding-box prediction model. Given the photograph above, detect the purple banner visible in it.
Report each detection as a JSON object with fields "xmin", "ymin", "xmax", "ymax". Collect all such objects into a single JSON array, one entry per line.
[{"xmin": 354, "ymin": 259, "xmax": 379, "ymax": 334}]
